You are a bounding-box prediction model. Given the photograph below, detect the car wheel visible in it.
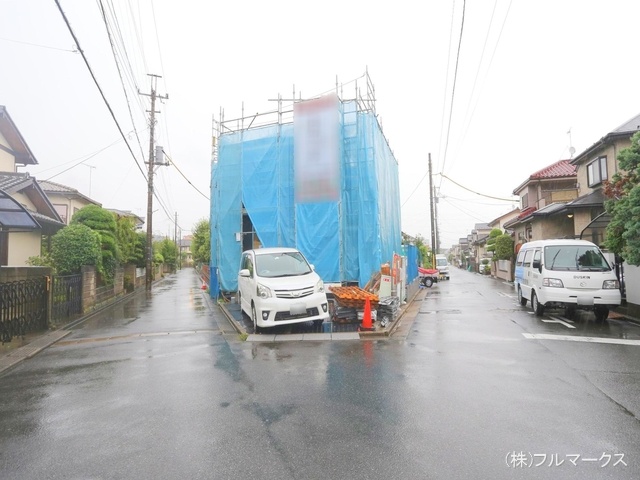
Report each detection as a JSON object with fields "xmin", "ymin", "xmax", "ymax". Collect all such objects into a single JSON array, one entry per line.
[
  {"xmin": 517, "ymin": 286, "xmax": 527, "ymax": 306},
  {"xmin": 251, "ymin": 303, "xmax": 261, "ymax": 333},
  {"xmin": 532, "ymin": 291, "xmax": 544, "ymax": 316},
  {"xmin": 425, "ymin": 277, "xmax": 434, "ymax": 288},
  {"xmin": 594, "ymin": 307, "xmax": 609, "ymax": 322}
]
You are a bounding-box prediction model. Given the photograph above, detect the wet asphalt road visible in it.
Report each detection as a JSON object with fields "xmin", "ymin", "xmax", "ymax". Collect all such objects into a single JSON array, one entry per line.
[{"xmin": 1, "ymin": 268, "xmax": 640, "ymax": 479}]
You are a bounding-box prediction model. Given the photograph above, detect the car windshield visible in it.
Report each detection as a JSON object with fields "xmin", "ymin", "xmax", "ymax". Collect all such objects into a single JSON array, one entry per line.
[
  {"xmin": 436, "ymin": 258, "xmax": 447, "ymax": 266},
  {"xmin": 255, "ymin": 252, "xmax": 312, "ymax": 277},
  {"xmin": 544, "ymin": 245, "xmax": 611, "ymax": 271}
]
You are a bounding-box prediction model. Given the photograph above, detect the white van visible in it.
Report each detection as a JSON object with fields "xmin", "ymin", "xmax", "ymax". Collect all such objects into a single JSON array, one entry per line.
[
  {"xmin": 514, "ymin": 239, "xmax": 621, "ymax": 321},
  {"xmin": 435, "ymin": 254, "xmax": 450, "ymax": 280},
  {"xmin": 238, "ymin": 247, "xmax": 330, "ymax": 331}
]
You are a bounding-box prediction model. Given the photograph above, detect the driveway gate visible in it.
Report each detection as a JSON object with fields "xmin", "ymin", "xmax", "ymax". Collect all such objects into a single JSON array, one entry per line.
[
  {"xmin": 52, "ymin": 274, "xmax": 82, "ymax": 323},
  {"xmin": 0, "ymin": 278, "xmax": 48, "ymax": 344}
]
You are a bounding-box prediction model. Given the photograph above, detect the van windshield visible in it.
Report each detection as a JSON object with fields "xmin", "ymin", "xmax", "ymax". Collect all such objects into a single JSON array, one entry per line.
[
  {"xmin": 544, "ymin": 245, "xmax": 611, "ymax": 271},
  {"xmin": 255, "ymin": 252, "xmax": 312, "ymax": 277},
  {"xmin": 436, "ymin": 258, "xmax": 448, "ymax": 267}
]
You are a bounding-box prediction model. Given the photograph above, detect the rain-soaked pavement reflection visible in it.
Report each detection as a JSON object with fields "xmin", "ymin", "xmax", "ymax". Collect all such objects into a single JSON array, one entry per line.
[{"xmin": 1, "ymin": 268, "xmax": 640, "ymax": 479}]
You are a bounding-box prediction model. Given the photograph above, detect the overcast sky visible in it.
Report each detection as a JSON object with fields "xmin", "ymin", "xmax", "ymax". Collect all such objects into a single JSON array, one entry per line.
[{"xmin": 2, "ymin": 0, "xmax": 639, "ymax": 247}]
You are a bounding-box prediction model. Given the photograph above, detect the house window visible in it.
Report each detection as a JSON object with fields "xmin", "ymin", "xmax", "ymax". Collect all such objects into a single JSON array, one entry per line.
[
  {"xmin": 521, "ymin": 193, "xmax": 529, "ymax": 209},
  {"xmin": 53, "ymin": 204, "xmax": 68, "ymax": 224},
  {"xmin": 587, "ymin": 156, "xmax": 607, "ymax": 187}
]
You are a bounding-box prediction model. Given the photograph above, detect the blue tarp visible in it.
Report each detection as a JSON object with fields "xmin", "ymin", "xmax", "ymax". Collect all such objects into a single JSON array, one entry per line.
[{"xmin": 211, "ymin": 99, "xmax": 402, "ymax": 292}]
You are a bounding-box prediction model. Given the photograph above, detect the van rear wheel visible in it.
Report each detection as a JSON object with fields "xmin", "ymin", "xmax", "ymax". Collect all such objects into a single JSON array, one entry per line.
[
  {"xmin": 531, "ymin": 291, "xmax": 544, "ymax": 316},
  {"xmin": 517, "ymin": 286, "xmax": 527, "ymax": 306}
]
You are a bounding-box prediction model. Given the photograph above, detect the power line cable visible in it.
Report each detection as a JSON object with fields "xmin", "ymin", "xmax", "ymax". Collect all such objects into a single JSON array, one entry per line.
[
  {"xmin": 440, "ymin": 173, "xmax": 516, "ymax": 202},
  {"xmin": 98, "ymin": 0, "xmax": 146, "ymax": 161},
  {"xmin": 455, "ymin": 0, "xmax": 513, "ymax": 167},
  {"xmin": 54, "ymin": 0, "xmax": 148, "ymax": 183},
  {"xmin": 162, "ymin": 150, "xmax": 210, "ymax": 201},
  {"xmin": 0, "ymin": 35, "xmax": 77, "ymax": 52},
  {"xmin": 439, "ymin": 0, "xmax": 467, "ymax": 186}
]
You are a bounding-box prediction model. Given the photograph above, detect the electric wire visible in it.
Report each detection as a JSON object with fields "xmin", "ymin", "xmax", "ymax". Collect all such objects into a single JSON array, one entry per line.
[
  {"xmin": 0, "ymin": 36, "xmax": 77, "ymax": 53},
  {"xmin": 440, "ymin": 173, "xmax": 516, "ymax": 202},
  {"xmin": 98, "ymin": 0, "xmax": 146, "ymax": 161},
  {"xmin": 439, "ymin": 0, "xmax": 466, "ymax": 182},
  {"xmin": 453, "ymin": 0, "xmax": 513, "ymax": 175},
  {"xmin": 54, "ymin": 0, "xmax": 148, "ymax": 183},
  {"xmin": 448, "ymin": 0, "xmax": 499, "ymax": 178},
  {"xmin": 440, "ymin": 196, "xmax": 488, "ymax": 223},
  {"xmin": 162, "ymin": 150, "xmax": 210, "ymax": 201}
]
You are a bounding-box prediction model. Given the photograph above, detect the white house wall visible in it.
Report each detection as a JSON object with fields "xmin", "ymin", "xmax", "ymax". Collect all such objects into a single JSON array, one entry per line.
[
  {"xmin": 7, "ymin": 231, "xmax": 41, "ymax": 266},
  {"xmin": 0, "ymin": 130, "xmax": 15, "ymax": 171},
  {"xmin": 624, "ymin": 263, "xmax": 640, "ymax": 306},
  {"xmin": 10, "ymin": 191, "xmax": 36, "ymax": 211}
]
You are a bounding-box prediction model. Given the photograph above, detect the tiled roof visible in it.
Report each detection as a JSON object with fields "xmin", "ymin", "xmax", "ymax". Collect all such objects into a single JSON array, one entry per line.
[
  {"xmin": 0, "ymin": 172, "xmax": 33, "ymax": 193},
  {"xmin": 566, "ymin": 189, "xmax": 605, "ymax": 207},
  {"xmin": 517, "ymin": 206, "xmax": 536, "ymax": 220},
  {"xmin": 532, "ymin": 202, "xmax": 567, "ymax": 217},
  {"xmin": 530, "ymin": 159, "xmax": 576, "ymax": 179},
  {"xmin": 38, "ymin": 180, "xmax": 77, "ymax": 193},
  {"xmin": 612, "ymin": 112, "xmax": 640, "ymax": 134}
]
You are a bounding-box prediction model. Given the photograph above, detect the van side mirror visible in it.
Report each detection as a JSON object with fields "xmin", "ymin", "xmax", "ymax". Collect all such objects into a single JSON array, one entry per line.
[
  {"xmin": 532, "ymin": 259, "xmax": 541, "ymax": 272},
  {"xmin": 239, "ymin": 269, "xmax": 250, "ymax": 278}
]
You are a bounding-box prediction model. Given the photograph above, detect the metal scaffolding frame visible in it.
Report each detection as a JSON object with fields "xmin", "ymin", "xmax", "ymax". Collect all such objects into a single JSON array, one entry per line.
[{"xmin": 211, "ymin": 69, "xmax": 378, "ymax": 158}]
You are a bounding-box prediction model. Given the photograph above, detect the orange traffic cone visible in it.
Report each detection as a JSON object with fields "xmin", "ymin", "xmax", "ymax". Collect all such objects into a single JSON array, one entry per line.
[{"xmin": 359, "ymin": 298, "xmax": 375, "ymax": 331}]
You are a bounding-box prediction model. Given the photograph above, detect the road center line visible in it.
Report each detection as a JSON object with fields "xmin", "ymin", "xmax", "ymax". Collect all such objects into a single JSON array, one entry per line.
[{"xmin": 522, "ymin": 333, "xmax": 640, "ymax": 346}]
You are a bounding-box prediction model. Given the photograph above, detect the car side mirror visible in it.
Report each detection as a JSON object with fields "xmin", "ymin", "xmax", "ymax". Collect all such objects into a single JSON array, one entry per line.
[
  {"xmin": 532, "ymin": 259, "xmax": 541, "ymax": 272},
  {"xmin": 239, "ymin": 269, "xmax": 250, "ymax": 278}
]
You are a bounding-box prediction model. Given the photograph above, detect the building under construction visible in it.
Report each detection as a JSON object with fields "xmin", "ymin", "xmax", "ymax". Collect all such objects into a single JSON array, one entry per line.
[{"xmin": 210, "ymin": 71, "xmax": 402, "ymax": 294}]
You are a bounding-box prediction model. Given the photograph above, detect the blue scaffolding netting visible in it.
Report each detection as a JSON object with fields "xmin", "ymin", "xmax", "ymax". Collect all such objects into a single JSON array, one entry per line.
[{"xmin": 211, "ymin": 99, "xmax": 403, "ymax": 293}]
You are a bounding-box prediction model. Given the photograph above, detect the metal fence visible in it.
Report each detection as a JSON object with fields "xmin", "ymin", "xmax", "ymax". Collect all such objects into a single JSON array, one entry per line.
[
  {"xmin": 0, "ymin": 278, "xmax": 48, "ymax": 344},
  {"xmin": 51, "ymin": 274, "xmax": 83, "ymax": 323}
]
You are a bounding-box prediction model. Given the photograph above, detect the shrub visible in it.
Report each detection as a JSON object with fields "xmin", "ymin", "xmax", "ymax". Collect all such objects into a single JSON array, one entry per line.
[{"xmin": 51, "ymin": 224, "xmax": 101, "ymax": 274}]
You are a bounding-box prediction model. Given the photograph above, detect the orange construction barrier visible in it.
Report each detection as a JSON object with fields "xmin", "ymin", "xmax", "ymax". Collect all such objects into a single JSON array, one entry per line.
[{"xmin": 359, "ymin": 298, "xmax": 375, "ymax": 331}]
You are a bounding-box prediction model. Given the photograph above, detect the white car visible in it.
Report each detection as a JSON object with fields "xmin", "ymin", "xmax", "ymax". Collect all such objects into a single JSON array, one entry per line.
[{"xmin": 237, "ymin": 247, "xmax": 330, "ymax": 331}]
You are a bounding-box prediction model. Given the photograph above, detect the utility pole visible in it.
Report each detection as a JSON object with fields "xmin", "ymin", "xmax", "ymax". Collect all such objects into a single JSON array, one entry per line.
[
  {"xmin": 139, "ymin": 74, "xmax": 168, "ymax": 290},
  {"xmin": 428, "ymin": 153, "xmax": 437, "ymax": 267},
  {"xmin": 174, "ymin": 212, "xmax": 179, "ymax": 270}
]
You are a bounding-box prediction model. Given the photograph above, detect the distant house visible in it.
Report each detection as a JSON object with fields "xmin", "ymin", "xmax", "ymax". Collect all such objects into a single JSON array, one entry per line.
[
  {"xmin": 108, "ymin": 208, "xmax": 145, "ymax": 230},
  {"xmin": 468, "ymin": 223, "xmax": 492, "ymax": 272},
  {"xmin": 38, "ymin": 179, "xmax": 101, "ymax": 225},
  {"xmin": 180, "ymin": 235, "xmax": 193, "ymax": 267},
  {"xmin": 0, "ymin": 106, "xmax": 65, "ymax": 265},
  {"xmin": 504, "ymin": 159, "xmax": 578, "ymax": 245}
]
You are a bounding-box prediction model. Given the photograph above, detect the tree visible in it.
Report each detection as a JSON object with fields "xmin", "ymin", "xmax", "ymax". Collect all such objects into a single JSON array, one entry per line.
[
  {"xmin": 131, "ymin": 231, "xmax": 147, "ymax": 268},
  {"xmin": 604, "ymin": 131, "xmax": 640, "ymax": 265},
  {"xmin": 412, "ymin": 234, "xmax": 433, "ymax": 268},
  {"xmin": 495, "ymin": 234, "xmax": 515, "ymax": 260},
  {"xmin": 71, "ymin": 205, "xmax": 119, "ymax": 284},
  {"xmin": 154, "ymin": 238, "xmax": 179, "ymax": 270},
  {"xmin": 486, "ymin": 228, "xmax": 502, "ymax": 255},
  {"xmin": 50, "ymin": 224, "xmax": 101, "ymax": 275},
  {"xmin": 115, "ymin": 215, "xmax": 138, "ymax": 264},
  {"xmin": 191, "ymin": 219, "xmax": 211, "ymax": 265}
]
